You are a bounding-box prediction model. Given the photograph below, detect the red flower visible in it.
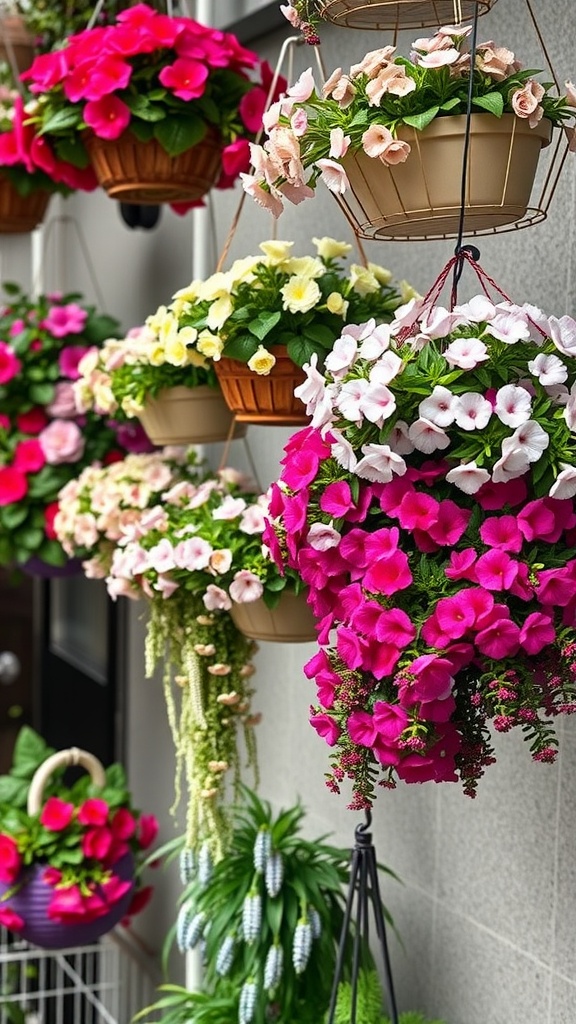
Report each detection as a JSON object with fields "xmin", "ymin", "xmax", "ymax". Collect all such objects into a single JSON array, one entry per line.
[
  {"xmin": 16, "ymin": 408, "xmax": 48, "ymax": 434},
  {"xmin": 123, "ymin": 884, "xmax": 153, "ymax": 922},
  {"xmin": 0, "ymin": 906, "xmax": 24, "ymax": 931},
  {"xmin": 83, "ymin": 95, "xmax": 131, "ymax": 140},
  {"xmin": 0, "ymin": 467, "xmax": 28, "ymax": 506},
  {"xmin": 0, "ymin": 834, "xmax": 22, "ymax": 884},
  {"xmin": 14, "ymin": 438, "xmax": 46, "ymax": 473},
  {"xmin": 44, "ymin": 502, "xmax": 60, "ymax": 540},
  {"xmin": 137, "ymin": 814, "xmax": 158, "ymax": 850},
  {"xmin": 158, "ymin": 58, "xmax": 209, "ymax": 101},
  {"xmin": 40, "ymin": 796, "xmax": 75, "ymax": 831},
  {"xmin": 77, "ymin": 798, "xmax": 109, "ymax": 827},
  {"xmin": 82, "ymin": 826, "xmax": 113, "ymax": 861},
  {"xmin": 111, "ymin": 807, "xmax": 136, "ymax": 840},
  {"xmin": 0, "ymin": 341, "xmax": 21, "ymax": 384}
]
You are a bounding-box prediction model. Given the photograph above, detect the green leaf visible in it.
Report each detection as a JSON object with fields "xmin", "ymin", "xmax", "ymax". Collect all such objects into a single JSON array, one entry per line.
[
  {"xmin": 154, "ymin": 116, "xmax": 207, "ymax": 157},
  {"xmin": 472, "ymin": 92, "xmax": 504, "ymax": 117},
  {"xmin": 0, "ymin": 777, "xmax": 29, "ymax": 806},
  {"xmin": 125, "ymin": 94, "xmax": 166, "ymax": 123},
  {"xmin": 286, "ymin": 336, "xmax": 318, "ymax": 367},
  {"xmin": 129, "ymin": 120, "xmax": 155, "ymax": 143},
  {"xmin": 248, "ymin": 311, "xmax": 282, "ymax": 342},
  {"xmin": 15, "ymin": 526, "xmax": 44, "ymax": 552},
  {"xmin": 54, "ymin": 135, "xmax": 90, "ymax": 169},
  {"xmin": 402, "ymin": 106, "xmax": 440, "ymax": 131},
  {"xmin": 40, "ymin": 108, "xmax": 80, "ymax": 134},
  {"xmin": 0, "ymin": 504, "xmax": 29, "ymax": 530},
  {"xmin": 302, "ymin": 324, "xmax": 335, "ymax": 348},
  {"xmin": 221, "ymin": 334, "xmax": 260, "ymax": 362},
  {"xmin": 29, "ymin": 382, "xmax": 55, "ymax": 405}
]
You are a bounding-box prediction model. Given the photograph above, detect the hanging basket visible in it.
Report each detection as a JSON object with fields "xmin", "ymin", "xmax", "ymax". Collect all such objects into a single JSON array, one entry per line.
[
  {"xmin": 0, "ymin": 14, "xmax": 36, "ymax": 74},
  {"xmin": 21, "ymin": 556, "xmax": 83, "ymax": 579},
  {"xmin": 338, "ymin": 113, "xmax": 552, "ymax": 240},
  {"xmin": 214, "ymin": 348, "xmax": 308, "ymax": 426},
  {"xmin": 0, "ymin": 748, "xmax": 135, "ymax": 950},
  {"xmin": 84, "ymin": 129, "xmax": 223, "ymax": 205},
  {"xmin": 0, "ymin": 177, "xmax": 50, "ymax": 234},
  {"xmin": 137, "ymin": 385, "xmax": 247, "ymax": 445},
  {"xmin": 318, "ymin": 0, "xmax": 498, "ymax": 30},
  {"xmin": 230, "ymin": 590, "xmax": 317, "ymax": 643}
]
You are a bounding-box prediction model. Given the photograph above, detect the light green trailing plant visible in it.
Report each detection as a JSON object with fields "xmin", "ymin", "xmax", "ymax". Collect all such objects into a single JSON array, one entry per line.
[
  {"xmin": 326, "ymin": 969, "xmax": 448, "ymax": 1024},
  {"xmin": 136, "ymin": 788, "xmax": 398, "ymax": 1024}
]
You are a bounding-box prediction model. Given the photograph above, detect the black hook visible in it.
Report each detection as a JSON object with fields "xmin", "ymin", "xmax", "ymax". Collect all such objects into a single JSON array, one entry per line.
[{"xmin": 119, "ymin": 203, "xmax": 162, "ymax": 230}]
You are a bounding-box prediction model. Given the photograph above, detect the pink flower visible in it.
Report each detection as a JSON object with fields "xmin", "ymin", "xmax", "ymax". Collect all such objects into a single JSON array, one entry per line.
[
  {"xmin": 511, "ymin": 79, "xmax": 545, "ymax": 126},
  {"xmin": 46, "ymin": 381, "xmax": 78, "ymax": 417},
  {"xmin": 519, "ymin": 612, "xmax": 556, "ymax": 654},
  {"xmin": 282, "ymin": 449, "xmax": 321, "ymax": 490},
  {"xmin": 159, "ymin": 58, "xmax": 209, "ymax": 100},
  {"xmin": 375, "ymin": 608, "xmax": 416, "ymax": 647},
  {"xmin": 59, "ymin": 345, "xmax": 91, "ymax": 379},
  {"xmin": 111, "ymin": 807, "xmax": 137, "ymax": 840},
  {"xmin": 137, "ymin": 814, "xmax": 159, "ymax": 850},
  {"xmin": 13, "ymin": 438, "xmax": 46, "ymax": 473},
  {"xmin": 537, "ymin": 567, "xmax": 576, "ymax": 606},
  {"xmin": 39, "ymin": 420, "xmax": 85, "ymax": 465},
  {"xmin": 474, "ymin": 550, "xmax": 518, "ymax": 591},
  {"xmin": 363, "ymin": 549, "xmax": 412, "ymax": 596},
  {"xmin": 0, "ymin": 467, "xmax": 28, "ymax": 505},
  {"xmin": 435, "ymin": 593, "xmax": 477, "ymax": 639},
  {"xmin": 479, "ymin": 515, "xmax": 524, "ymax": 552},
  {"xmin": 517, "ymin": 500, "xmax": 555, "ymax": 542},
  {"xmin": 229, "ymin": 570, "xmax": 264, "ymax": 603},
  {"xmin": 16, "ymin": 408, "xmax": 48, "ymax": 434},
  {"xmin": 0, "ymin": 342, "xmax": 21, "ymax": 384},
  {"xmin": 445, "ymin": 549, "xmax": 477, "ymax": 581},
  {"xmin": 401, "ymin": 655, "xmax": 454, "ymax": 704},
  {"xmin": 310, "ymin": 712, "xmax": 341, "ymax": 746},
  {"xmin": 221, "ymin": 138, "xmax": 250, "ymax": 176},
  {"xmin": 0, "ymin": 906, "xmax": 24, "ymax": 931},
  {"xmin": 43, "ymin": 305, "xmax": 88, "ymax": 339},
  {"xmin": 316, "ymin": 158, "xmax": 349, "ymax": 193},
  {"xmin": 397, "ymin": 490, "xmax": 439, "ymax": 531},
  {"xmin": 494, "ymin": 384, "xmax": 532, "ymax": 427},
  {"xmin": 348, "ymin": 710, "xmax": 379, "ymax": 747},
  {"xmin": 40, "ymin": 796, "xmax": 75, "ymax": 831},
  {"xmin": 77, "ymin": 798, "xmax": 109, "ymax": 827},
  {"xmin": 0, "ymin": 834, "xmax": 21, "ymax": 883},
  {"xmin": 82, "ymin": 826, "xmax": 113, "ymax": 860},
  {"xmin": 428, "ymin": 500, "xmax": 470, "ymax": 546},
  {"xmin": 475, "ymin": 617, "xmax": 521, "ymax": 659},
  {"xmin": 84, "ymin": 95, "xmax": 131, "ymax": 139}
]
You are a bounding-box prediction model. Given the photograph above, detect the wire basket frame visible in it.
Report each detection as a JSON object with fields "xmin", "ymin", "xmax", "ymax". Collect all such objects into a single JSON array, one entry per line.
[{"xmin": 318, "ymin": 0, "xmax": 497, "ymax": 31}]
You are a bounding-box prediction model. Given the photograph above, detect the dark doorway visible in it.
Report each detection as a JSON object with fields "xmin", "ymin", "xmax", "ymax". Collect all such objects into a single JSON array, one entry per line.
[{"xmin": 0, "ymin": 568, "xmax": 36, "ymax": 773}]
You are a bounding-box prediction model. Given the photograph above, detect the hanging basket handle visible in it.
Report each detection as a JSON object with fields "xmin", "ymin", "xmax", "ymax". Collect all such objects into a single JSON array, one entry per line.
[{"xmin": 27, "ymin": 747, "xmax": 106, "ymax": 816}]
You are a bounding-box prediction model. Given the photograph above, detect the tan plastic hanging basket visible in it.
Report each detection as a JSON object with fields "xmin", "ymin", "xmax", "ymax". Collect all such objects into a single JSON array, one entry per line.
[
  {"xmin": 214, "ymin": 347, "xmax": 308, "ymax": 426},
  {"xmin": 318, "ymin": 0, "xmax": 498, "ymax": 30},
  {"xmin": 0, "ymin": 14, "xmax": 36, "ymax": 74},
  {"xmin": 137, "ymin": 385, "xmax": 246, "ymax": 445},
  {"xmin": 338, "ymin": 113, "xmax": 552, "ymax": 240},
  {"xmin": 84, "ymin": 129, "xmax": 223, "ymax": 205},
  {"xmin": 230, "ymin": 590, "xmax": 317, "ymax": 643},
  {"xmin": 0, "ymin": 177, "xmax": 50, "ymax": 233}
]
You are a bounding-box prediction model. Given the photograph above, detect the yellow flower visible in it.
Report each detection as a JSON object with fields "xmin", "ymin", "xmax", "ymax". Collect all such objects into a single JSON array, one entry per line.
[
  {"xmin": 259, "ymin": 240, "xmax": 294, "ymax": 264},
  {"xmin": 158, "ymin": 310, "xmax": 180, "ymax": 348},
  {"xmin": 178, "ymin": 326, "xmax": 198, "ymax": 346},
  {"xmin": 227, "ymin": 255, "xmax": 261, "ymax": 285},
  {"xmin": 172, "ymin": 280, "xmax": 201, "ymax": 303},
  {"xmin": 207, "ymin": 294, "xmax": 233, "ymax": 331},
  {"xmin": 349, "ymin": 264, "xmax": 380, "ymax": 295},
  {"xmin": 145, "ymin": 304, "xmax": 168, "ymax": 333},
  {"xmin": 148, "ymin": 345, "xmax": 166, "ymax": 366},
  {"xmin": 368, "ymin": 261, "xmax": 393, "ymax": 285},
  {"xmin": 187, "ymin": 349, "xmax": 208, "ymax": 368},
  {"xmin": 164, "ymin": 335, "xmax": 189, "ymax": 366},
  {"xmin": 198, "ymin": 271, "xmax": 233, "ymax": 302},
  {"xmin": 284, "ymin": 255, "xmax": 325, "ymax": 278},
  {"xmin": 121, "ymin": 396, "xmax": 144, "ymax": 416},
  {"xmin": 281, "ymin": 274, "xmax": 321, "ymax": 314},
  {"xmin": 326, "ymin": 291, "xmax": 349, "ymax": 316},
  {"xmin": 247, "ymin": 345, "xmax": 277, "ymax": 375},
  {"xmin": 312, "ymin": 236, "xmax": 353, "ymax": 260},
  {"xmin": 197, "ymin": 331, "xmax": 224, "ymax": 360},
  {"xmin": 400, "ymin": 280, "xmax": 421, "ymax": 302}
]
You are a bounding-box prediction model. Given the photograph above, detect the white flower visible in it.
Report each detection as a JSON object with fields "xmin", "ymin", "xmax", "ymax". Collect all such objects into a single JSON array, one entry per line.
[
  {"xmin": 324, "ymin": 334, "xmax": 358, "ymax": 377},
  {"xmin": 564, "ymin": 386, "xmax": 576, "ymax": 431},
  {"xmin": 491, "ymin": 446, "xmax": 531, "ymax": 483},
  {"xmin": 419, "ymin": 307, "xmax": 464, "ymax": 338},
  {"xmin": 354, "ymin": 444, "xmax": 407, "ymax": 483},
  {"xmin": 203, "ymin": 584, "xmax": 232, "ymax": 611},
  {"xmin": 294, "ymin": 353, "xmax": 327, "ymax": 414},
  {"xmin": 494, "ymin": 384, "xmax": 532, "ymax": 427},
  {"xmin": 502, "ymin": 420, "xmax": 549, "ymax": 463},
  {"xmin": 330, "ymin": 429, "xmax": 358, "ymax": 471},
  {"xmin": 453, "ymin": 295, "xmax": 496, "ymax": 322},
  {"xmin": 358, "ymin": 323, "xmax": 392, "ymax": 360},
  {"xmin": 280, "ymin": 275, "xmax": 321, "ymax": 314},
  {"xmin": 387, "ymin": 419, "xmax": 414, "ymax": 454},
  {"xmin": 307, "ymin": 522, "xmax": 341, "ymax": 550},
  {"xmin": 147, "ymin": 538, "xmax": 176, "ymax": 573},
  {"xmin": 546, "ymin": 383, "xmax": 569, "ymax": 406},
  {"xmin": 445, "ymin": 461, "xmax": 491, "ymax": 494},
  {"xmin": 453, "ymin": 392, "xmax": 492, "ymax": 430},
  {"xmin": 548, "ymin": 314, "xmax": 576, "ymax": 357},
  {"xmin": 369, "ymin": 351, "xmax": 403, "ymax": 385},
  {"xmin": 527, "ymin": 352, "xmax": 568, "ymax": 386},
  {"xmin": 213, "ymin": 496, "xmax": 247, "ymax": 520},
  {"xmin": 173, "ymin": 537, "xmax": 212, "ymax": 571},
  {"xmin": 335, "ymin": 378, "xmax": 370, "ymax": 422},
  {"xmin": 549, "ymin": 464, "xmax": 576, "ymax": 499},
  {"xmin": 418, "ymin": 385, "xmax": 457, "ymax": 427},
  {"xmin": 230, "ymin": 570, "xmax": 264, "ymax": 603},
  {"xmin": 240, "ymin": 506, "xmax": 266, "ymax": 534},
  {"xmin": 358, "ymin": 382, "xmax": 396, "ymax": 426},
  {"xmin": 486, "ymin": 310, "xmax": 531, "ymax": 344},
  {"xmin": 444, "ymin": 337, "xmax": 489, "ymax": 369},
  {"xmin": 408, "ymin": 418, "xmax": 451, "ymax": 453}
]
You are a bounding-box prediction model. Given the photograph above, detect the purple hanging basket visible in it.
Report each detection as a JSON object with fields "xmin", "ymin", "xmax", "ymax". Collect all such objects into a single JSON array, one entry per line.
[
  {"xmin": 0, "ymin": 852, "xmax": 135, "ymax": 949},
  {"xmin": 21, "ymin": 556, "xmax": 83, "ymax": 580}
]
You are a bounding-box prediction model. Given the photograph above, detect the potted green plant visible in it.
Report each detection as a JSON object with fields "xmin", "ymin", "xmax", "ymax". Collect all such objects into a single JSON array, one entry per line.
[
  {"xmin": 162, "ymin": 237, "xmax": 412, "ymax": 425},
  {"xmin": 22, "ymin": 2, "xmax": 284, "ymax": 207},
  {"xmin": 244, "ymin": 25, "xmax": 576, "ymax": 237}
]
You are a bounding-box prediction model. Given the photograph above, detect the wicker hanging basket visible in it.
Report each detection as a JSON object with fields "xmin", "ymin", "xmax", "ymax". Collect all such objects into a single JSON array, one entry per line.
[
  {"xmin": 0, "ymin": 748, "xmax": 135, "ymax": 950},
  {"xmin": 337, "ymin": 113, "xmax": 551, "ymax": 240},
  {"xmin": 137, "ymin": 385, "xmax": 247, "ymax": 445},
  {"xmin": 318, "ymin": 0, "xmax": 498, "ymax": 30},
  {"xmin": 84, "ymin": 129, "xmax": 223, "ymax": 205},
  {"xmin": 230, "ymin": 590, "xmax": 317, "ymax": 643},
  {"xmin": 0, "ymin": 14, "xmax": 36, "ymax": 74},
  {"xmin": 214, "ymin": 347, "xmax": 308, "ymax": 426},
  {"xmin": 0, "ymin": 177, "xmax": 50, "ymax": 234}
]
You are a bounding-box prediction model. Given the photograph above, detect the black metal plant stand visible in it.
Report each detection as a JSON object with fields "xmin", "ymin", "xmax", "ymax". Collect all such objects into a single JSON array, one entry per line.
[{"xmin": 327, "ymin": 810, "xmax": 399, "ymax": 1024}]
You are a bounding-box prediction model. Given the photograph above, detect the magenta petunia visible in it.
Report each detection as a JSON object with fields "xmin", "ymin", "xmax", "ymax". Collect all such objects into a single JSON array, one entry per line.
[
  {"xmin": 310, "ymin": 712, "xmax": 341, "ymax": 746},
  {"xmin": 0, "ymin": 341, "xmax": 22, "ymax": 384},
  {"xmin": 159, "ymin": 58, "xmax": 209, "ymax": 101},
  {"xmin": 320, "ymin": 480, "xmax": 353, "ymax": 517},
  {"xmin": 519, "ymin": 612, "xmax": 556, "ymax": 654},
  {"xmin": 43, "ymin": 304, "xmax": 88, "ymax": 338},
  {"xmin": 0, "ymin": 906, "xmax": 24, "ymax": 931},
  {"xmin": 77, "ymin": 798, "xmax": 109, "ymax": 827},
  {"xmin": 397, "ymin": 490, "xmax": 440, "ymax": 531},
  {"xmin": 375, "ymin": 608, "xmax": 416, "ymax": 647},
  {"xmin": 348, "ymin": 710, "xmax": 379, "ymax": 747},
  {"xmin": 0, "ymin": 834, "xmax": 21, "ymax": 884},
  {"xmin": 83, "ymin": 95, "xmax": 131, "ymax": 139},
  {"xmin": 282, "ymin": 450, "xmax": 320, "ymax": 491},
  {"xmin": 479, "ymin": 514, "xmax": 524, "ymax": 552},
  {"xmin": 474, "ymin": 549, "xmax": 519, "ymax": 591},
  {"xmin": 435, "ymin": 592, "xmax": 477, "ymax": 639},
  {"xmin": 445, "ymin": 548, "xmax": 478, "ymax": 581},
  {"xmin": 475, "ymin": 618, "xmax": 521, "ymax": 659},
  {"xmin": 364, "ymin": 642, "xmax": 401, "ymax": 680},
  {"xmin": 40, "ymin": 796, "xmax": 75, "ymax": 831},
  {"xmin": 13, "ymin": 438, "xmax": 46, "ymax": 473},
  {"xmin": 363, "ymin": 549, "xmax": 412, "ymax": 596},
  {"xmin": 517, "ymin": 499, "xmax": 556, "ymax": 542},
  {"xmin": 429, "ymin": 500, "xmax": 471, "ymax": 546}
]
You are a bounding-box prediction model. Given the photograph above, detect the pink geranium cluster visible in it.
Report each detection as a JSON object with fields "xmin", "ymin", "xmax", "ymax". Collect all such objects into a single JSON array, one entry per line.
[
  {"xmin": 0, "ymin": 284, "xmax": 151, "ymax": 570},
  {"xmin": 0, "ymin": 788, "xmax": 158, "ymax": 934},
  {"xmin": 23, "ymin": 2, "xmax": 285, "ymax": 197},
  {"xmin": 265, "ymin": 291, "xmax": 576, "ymax": 807}
]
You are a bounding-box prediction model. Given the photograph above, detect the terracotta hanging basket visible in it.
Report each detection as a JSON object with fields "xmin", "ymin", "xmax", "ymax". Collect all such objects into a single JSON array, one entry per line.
[
  {"xmin": 230, "ymin": 590, "xmax": 317, "ymax": 643},
  {"xmin": 0, "ymin": 748, "xmax": 135, "ymax": 950},
  {"xmin": 338, "ymin": 113, "xmax": 551, "ymax": 240},
  {"xmin": 318, "ymin": 0, "xmax": 498, "ymax": 30},
  {"xmin": 0, "ymin": 14, "xmax": 36, "ymax": 74},
  {"xmin": 137, "ymin": 385, "xmax": 246, "ymax": 445},
  {"xmin": 0, "ymin": 177, "xmax": 50, "ymax": 233},
  {"xmin": 214, "ymin": 347, "xmax": 308, "ymax": 426},
  {"xmin": 84, "ymin": 129, "xmax": 223, "ymax": 205}
]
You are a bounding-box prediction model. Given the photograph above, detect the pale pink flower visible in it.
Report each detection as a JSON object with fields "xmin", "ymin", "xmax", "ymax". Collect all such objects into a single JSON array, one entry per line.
[
  {"xmin": 173, "ymin": 537, "xmax": 212, "ymax": 570},
  {"xmin": 387, "ymin": 420, "xmax": 414, "ymax": 455},
  {"xmin": 408, "ymin": 418, "xmax": 451, "ymax": 453},
  {"xmin": 240, "ymin": 174, "xmax": 283, "ymax": 217},
  {"xmin": 322, "ymin": 67, "xmax": 344, "ymax": 98},
  {"xmin": 418, "ymin": 385, "xmax": 457, "ymax": 427},
  {"xmin": 476, "ymin": 45, "xmax": 517, "ymax": 80},
  {"xmin": 262, "ymin": 100, "xmax": 283, "ymax": 132},
  {"xmin": 350, "ymin": 46, "xmax": 396, "ymax": 79},
  {"xmin": 38, "ymin": 419, "xmax": 85, "ymax": 464},
  {"xmin": 527, "ymin": 352, "xmax": 567, "ymax": 386},
  {"xmin": 147, "ymin": 538, "xmax": 176, "ymax": 574},
  {"xmin": 316, "ymin": 159, "xmax": 349, "ymax": 193},
  {"xmin": 154, "ymin": 575, "xmax": 179, "ymax": 599},
  {"xmin": 203, "ymin": 584, "xmax": 232, "ymax": 611},
  {"xmin": 511, "ymin": 80, "xmax": 545, "ymax": 127},
  {"xmin": 294, "ymin": 353, "xmax": 327, "ymax": 413},
  {"xmin": 209, "ymin": 549, "xmax": 233, "ymax": 574},
  {"xmin": 420, "ymin": 306, "xmax": 465, "ymax": 338},
  {"xmin": 107, "ymin": 577, "xmax": 140, "ymax": 601},
  {"xmin": 491, "ymin": 446, "xmax": 530, "ymax": 483},
  {"xmin": 416, "ymin": 48, "xmax": 460, "ymax": 68},
  {"xmin": 229, "ymin": 570, "xmax": 264, "ymax": 603},
  {"xmin": 330, "ymin": 429, "xmax": 358, "ymax": 471},
  {"xmin": 445, "ymin": 461, "xmax": 491, "ymax": 494},
  {"xmin": 361, "ymin": 124, "xmax": 411, "ymax": 164},
  {"xmin": 487, "ymin": 310, "xmax": 531, "ymax": 344},
  {"xmin": 286, "ymin": 67, "xmax": 316, "ymax": 102},
  {"xmin": 307, "ymin": 522, "xmax": 341, "ymax": 550},
  {"xmin": 324, "ymin": 334, "xmax": 358, "ymax": 377},
  {"xmin": 358, "ymin": 382, "xmax": 396, "ymax": 426},
  {"xmin": 280, "ymin": 3, "xmax": 300, "ymax": 26},
  {"xmin": 453, "ymin": 392, "xmax": 492, "ymax": 430},
  {"xmin": 369, "ymin": 351, "xmax": 403, "ymax": 385},
  {"xmin": 494, "ymin": 384, "xmax": 532, "ymax": 427},
  {"xmin": 335, "ymin": 378, "xmax": 369, "ymax": 422},
  {"xmin": 46, "ymin": 381, "xmax": 78, "ymax": 418},
  {"xmin": 366, "ymin": 65, "xmax": 415, "ymax": 104},
  {"xmin": 444, "ymin": 336, "xmax": 489, "ymax": 369},
  {"xmin": 548, "ymin": 315, "xmax": 576, "ymax": 357},
  {"xmin": 502, "ymin": 420, "xmax": 549, "ymax": 463},
  {"xmin": 453, "ymin": 295, "xmax": 496, "ymax": 322},
  {"xmin": 359, "ymin": 324, "xmax": 392, "ymax": 360},
  {"xmin": 354, "ymin": 444, "xmax": 407, "ymax": 483},
  {"xmin": 328, "ymin": 127, "xmax": 350, "ymax": 159},
  {"xmin": 290, "ymin": 109, "xmax": 308, "ymax": 136},
  {"xmin": 278, "ymin": 181, "xmax": 315, "ymax": 205},
  {"xmin": 549, "ymin": 464, "xmax": 576, "ymax": 499},
  {"xmin": 213, "ymin": 496, "xmax": 247, "ymax": 520},
  {"xmin": 239, "ymin": 504, "xmax": 266, "ymax": 535},
  {"xmin": 565, "ymin": 81, "xmax": 576, "ymax": 107},
  {"xmin": 331, "ymin": 76, "xmax": 357, "ymax": 108}
]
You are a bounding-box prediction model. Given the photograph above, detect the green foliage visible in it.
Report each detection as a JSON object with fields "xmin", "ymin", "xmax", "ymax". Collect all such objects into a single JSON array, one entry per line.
[{"xmin": 325, "ymin": 969, "xmax": 449, "ymax": 1024}]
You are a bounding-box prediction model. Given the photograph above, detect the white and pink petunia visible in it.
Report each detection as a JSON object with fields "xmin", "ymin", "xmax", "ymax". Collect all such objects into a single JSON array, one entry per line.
[
  {"xmin": 408, "ymin": 418, "xmax": 451, "ymax": 453},
  {"xmin": 354, "ymin": 443, "xmax": 407, "ymax": 483},
  {"xmin": 445, "ymin": 461, "xmax": 491, "ymax": 494},
  {"xmin": 494, "ymin": 384, "xmax": 532, "ymax": 427},
  {"xmin": 418, "ymin": 385, "xmax": 457, "ymax": 427},
  {"xmin": 444, "ymin": 336, "xmax": 489, "ymax": 369},
  {"xmin": 453, "ymin": 392, "xmax": 492, "ymax": 430},
  {"xmin": 527, "ymin": 352, "xmax": 568, "ymax": 386}
]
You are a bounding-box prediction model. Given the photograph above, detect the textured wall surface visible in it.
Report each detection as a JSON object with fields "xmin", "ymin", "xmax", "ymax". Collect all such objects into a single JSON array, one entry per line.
[{"xmin": 2, "ymin": 0, "xmax": 574, "ymax": 1020}]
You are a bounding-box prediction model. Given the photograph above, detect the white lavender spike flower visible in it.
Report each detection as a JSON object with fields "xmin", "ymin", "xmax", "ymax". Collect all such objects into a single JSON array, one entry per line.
[
  {"xmin": 198, "ymin": 842, "xmax": 213, "ymax": 886},
  {"xmin": 179, "ymin": 846, "xmax": 195, "ymax": 885},
  {"xmin": 264, "ymin": 943, "xmax": 284, "ymax": 991},
  {"xmin": 265, "ymin": 851, "xmax": 284, "ymax": 898},
  {"xmin": 176, "ymin": 905, "xmax": 206, "ymax": 952},
  {"xmin": 215, "ymin": 934, "xmax": 236, "ymax": 976},
  {"xmin": 253, "ymin": 827, "xmax": 271, "ymax": 873},
  {"xmin": 309, "ymin": 906, "xmax": 322, "ymax": 939},
  {"xmin": 239, "ymin": 980, "xmax": 257, "ymax": 1024},
  {"xmin": 292, "ymin": 918, "xmax": 313, "ymax": 974},
  {"xmin": 242, "ymin": 892, "xmax": 262, "ymax": 943}
]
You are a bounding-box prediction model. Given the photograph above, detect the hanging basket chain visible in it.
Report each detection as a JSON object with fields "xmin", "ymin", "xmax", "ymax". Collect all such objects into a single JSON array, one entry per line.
[{"xmin": 451, "ymin": 0, "xmax": 481, "ymax": 304}]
